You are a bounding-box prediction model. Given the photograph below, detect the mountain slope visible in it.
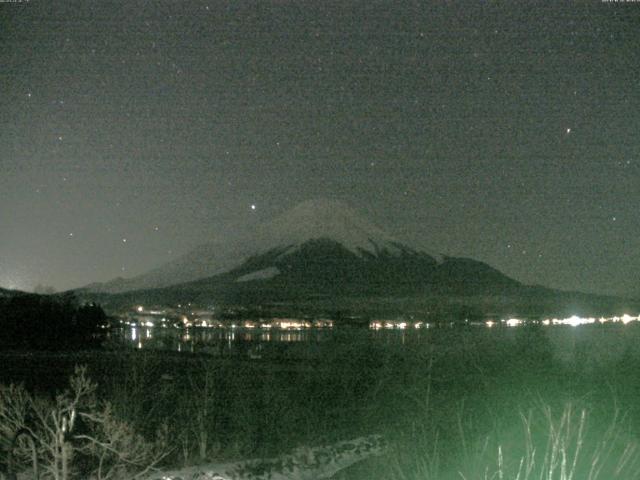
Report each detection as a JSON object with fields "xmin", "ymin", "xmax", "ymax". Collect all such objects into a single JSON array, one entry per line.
[
  {"xmin": 86, "ymin": 199, "xmax": 443, "ymax": 294},
  {"xmin": 82, "ymin": 199, "xmax": 526, "ymax": 305},
  {"xmin": 79, "ymin": 200, "xmax": 640, "ymax": 316},
  {"xmin": 76, "ymin": 200, "xmax": 640, "ymax": 317},
  {"xmin": 0, "ymin": 287, "xmax": 27, "ymax": 298},
  {"xmin": 175, "ymin": 238, "xmax": 522, "ymax": 303}
]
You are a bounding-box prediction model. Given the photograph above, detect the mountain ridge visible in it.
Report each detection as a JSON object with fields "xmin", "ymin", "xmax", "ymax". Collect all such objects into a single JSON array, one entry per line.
[
  {"xmin": 74, "ymin": 198, "xmax": 639, "ymax": 317},
  {"xmin": 85, "ymin": 199, "xmax": 445, "ymax": 294}
]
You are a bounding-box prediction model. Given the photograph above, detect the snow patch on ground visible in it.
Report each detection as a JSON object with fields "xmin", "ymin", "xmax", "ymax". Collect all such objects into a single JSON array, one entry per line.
[
  {"xmin": 236, "ymin": 267, "xmax": 280, "ymax": 282},
  {"xmin": 141, "ymin": 434, "xmax": 387, "ymax": 480}
]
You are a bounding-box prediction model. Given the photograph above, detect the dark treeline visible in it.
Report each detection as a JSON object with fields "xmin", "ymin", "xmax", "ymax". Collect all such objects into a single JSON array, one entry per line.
[{"xmin": 0, "ymin": 291, "xmax": 108, "ymax": 349}]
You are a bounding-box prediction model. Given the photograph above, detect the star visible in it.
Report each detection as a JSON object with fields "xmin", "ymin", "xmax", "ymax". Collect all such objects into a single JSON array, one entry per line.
[
  {"xmin": 251, "ymin": 204, "xmax": 256, "ymax": 210},
  {"xmin": 122, "ymin": 238, "xmax": 127, "ymax": 243}
]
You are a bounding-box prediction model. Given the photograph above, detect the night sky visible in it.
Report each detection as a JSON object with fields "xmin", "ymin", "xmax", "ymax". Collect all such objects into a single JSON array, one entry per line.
[{"xmin": 1, "ymin": 2, "xmax": 639, "ymax": 297}]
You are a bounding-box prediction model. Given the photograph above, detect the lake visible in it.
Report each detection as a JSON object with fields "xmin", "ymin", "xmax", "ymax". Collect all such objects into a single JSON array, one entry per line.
[
  {"xmin": 109, "ymin": 313, "xmax": 640, "ymax": 369},
  {"xmin": 6, "ymin": 314, "xmax": 640, "ymax": 479}
]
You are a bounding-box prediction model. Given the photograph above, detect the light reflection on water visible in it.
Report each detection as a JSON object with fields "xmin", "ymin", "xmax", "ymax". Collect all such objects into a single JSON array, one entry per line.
[
  {"xmin": 113, "ymin": 324, "xmax": 412, "ymax": 356},
  {"xmin": 110, "ymin": 314, "xmax": 640, "ymax": 359}
]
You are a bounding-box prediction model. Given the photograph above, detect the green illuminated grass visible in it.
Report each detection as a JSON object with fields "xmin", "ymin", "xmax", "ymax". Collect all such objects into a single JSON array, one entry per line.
[{"xmin": 2, "ymin": 323, "xmax": 640, "ymax": 478}]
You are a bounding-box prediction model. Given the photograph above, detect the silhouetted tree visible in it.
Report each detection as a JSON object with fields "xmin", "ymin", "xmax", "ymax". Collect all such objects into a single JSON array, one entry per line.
[{"xmin": 0, "ymin": 292, "xmax": 108, "ymax": 350}]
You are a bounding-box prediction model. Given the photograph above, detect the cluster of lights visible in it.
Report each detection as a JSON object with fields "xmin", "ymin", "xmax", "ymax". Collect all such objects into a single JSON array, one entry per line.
[
  {"xmin": 271, "ymin": 319, "xmax": 312, "ymax": 330},
  {"xmin": 370, "ymin": 320, "xmax": 430, "ymax": 330},
  {"xmin": 135, "ymin": 306, "xmax": 166, "ymax": 315},
  {"xmin": 127, "ymin": 306, "xmax": 640, "ymax": 332},
  {"xmin": 128, "ymin": 309, "xmax": 333, "ymax": 330},
  {"xmin": 496, "ymin": 314, "xmax": 640, "ymax": 328},
  {"xmin": 505, "ymin": 318, "xmax": 523, "ymax": 327},
  {"xmin": 122, "ymin": 319, "xmax": 163, "ymax": 328}
]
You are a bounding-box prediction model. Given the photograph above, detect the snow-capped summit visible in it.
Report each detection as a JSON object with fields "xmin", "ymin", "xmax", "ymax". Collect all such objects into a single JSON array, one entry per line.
[
  {"xmin": 252, "ymin": 198, "xmax": 408, "ymax": 257},
  {"xmin": 83, "ymin": 199, "xmax": 523, "ymax": 301},
  {"xmin": 86, "ymin": 199, "xmax": 429, "ymax": 294}
]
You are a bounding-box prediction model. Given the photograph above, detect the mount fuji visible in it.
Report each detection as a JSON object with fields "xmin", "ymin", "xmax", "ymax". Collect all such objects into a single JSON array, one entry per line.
[{"xmin": 83, "ymin": 199, "xmax": 523, "ymax": 303}]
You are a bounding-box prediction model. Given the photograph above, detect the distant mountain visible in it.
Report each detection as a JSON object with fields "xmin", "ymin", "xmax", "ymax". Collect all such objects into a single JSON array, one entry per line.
[
  {"xmin": 82, "ymin": 199, "xmax": 524, "ymax": 303},
  {"xmin": 77, "ymin": 200, "xmax": 640, "ymax": 318},
  {"xmin": 84, "ymin": 199, "xmax": 437, "ymax": 294}
]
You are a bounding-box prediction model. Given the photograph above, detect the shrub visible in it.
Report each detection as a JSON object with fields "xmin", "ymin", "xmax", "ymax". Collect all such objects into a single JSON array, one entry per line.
[{"xmin": 0, "ymin": 366, "xmax": 168, "ymax": 480}]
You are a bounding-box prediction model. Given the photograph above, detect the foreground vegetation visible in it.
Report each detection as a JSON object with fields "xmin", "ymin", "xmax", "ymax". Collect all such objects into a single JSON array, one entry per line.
[{"xmin": 2, "ymin": 324, "xmax": 640, "ymax": 479}]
